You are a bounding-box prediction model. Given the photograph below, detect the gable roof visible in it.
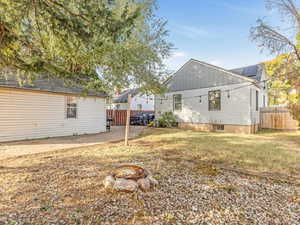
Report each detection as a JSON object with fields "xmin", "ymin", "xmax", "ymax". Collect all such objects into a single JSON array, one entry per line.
[
  {"xmin": 190, "ymin": 59, "xmax": 257, "ymax": 82},
  {"xmin": 112, "ymin": 88, "xmax": 139, "ymax": 103},
  {"xmin": 167, "ymin": 59, "xmax": 257, "ymax": 92},
  {"xmin": 0, "ymin": 74, "xmax": 106, "ymax": 97},
  {"xmin": 230, "ymin": 64, "xmax": 263, "ymax": 81}
]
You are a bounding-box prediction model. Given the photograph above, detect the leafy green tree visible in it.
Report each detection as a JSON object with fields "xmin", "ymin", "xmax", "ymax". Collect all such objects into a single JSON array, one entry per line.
[
  {"xmin": 0, "ymin": 0, "xmax": 172, "ymax": 93},
  {"xmin": 250, "ymin": 0, "xmax": 300, "ymax": 121},
  {"xmin": 264, "ymin": 53, "xmax": 300, "ymax": 121},
  {"xmin": 264, "ymin": 54, "xmax": 297, "ymax": 105}
]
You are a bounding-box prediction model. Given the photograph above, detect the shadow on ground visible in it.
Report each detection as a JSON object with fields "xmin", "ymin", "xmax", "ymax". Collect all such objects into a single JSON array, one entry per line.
[{"xmin": 0, "ymin": 128, "xmax": 299, "ymax": 224}]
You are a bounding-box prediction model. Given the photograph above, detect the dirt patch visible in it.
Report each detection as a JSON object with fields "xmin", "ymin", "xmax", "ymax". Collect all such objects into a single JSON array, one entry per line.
[
  {"xmin": 0, "ymin": 128, "xmax": 299, "ymax": 224},
  {"xmin": 0, "ymin": 126, "xmax": 145, "ymax": 160},
  {"xmin": 292, "ymin": 138, "xmax": 300, "ymax": 146}
]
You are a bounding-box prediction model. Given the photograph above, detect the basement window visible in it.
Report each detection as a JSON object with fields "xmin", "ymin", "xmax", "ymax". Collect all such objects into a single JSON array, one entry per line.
[
  {"xmin": 66, "ymin": 96, "xmax": 77, "ymax": 119},
  {"xmin": 212, "ymin": 124, "xmax": 224, "ymax": 131}
]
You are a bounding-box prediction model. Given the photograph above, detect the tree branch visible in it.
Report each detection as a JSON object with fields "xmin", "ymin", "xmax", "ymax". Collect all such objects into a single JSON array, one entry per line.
[
  {"xmin": 251, "ymin": 19, "xmax": 300, "ymax": 60},
  {"xmin": 45, "ymin": 0, "xmax": 91, "ymax": 23}
]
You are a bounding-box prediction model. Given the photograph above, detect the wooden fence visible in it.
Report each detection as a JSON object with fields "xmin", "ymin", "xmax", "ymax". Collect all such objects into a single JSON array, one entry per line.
[
  {"xmin": 260, "ymin": 107, "xmax": 299, "ymax": 130},
  {"xmin": 107, "ymin": 110, "xmax": 155, "ymax": 126}
]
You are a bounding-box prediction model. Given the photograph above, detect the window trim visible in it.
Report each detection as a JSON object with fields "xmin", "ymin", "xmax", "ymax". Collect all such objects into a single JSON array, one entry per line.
[
  {"xmin": 137, "ymin": 104, "xmax": 142, "ymax": 111},
  {"xmin": 173, "ymin": 94, "xmax": 182, "ymax": 111},
  {"xmin": 66, "ymin": 96, "xmax": 77, "ymax": 119},
  {"xmin": 208, "ymin": 90, "xmax": 221, "ymax": 111}
]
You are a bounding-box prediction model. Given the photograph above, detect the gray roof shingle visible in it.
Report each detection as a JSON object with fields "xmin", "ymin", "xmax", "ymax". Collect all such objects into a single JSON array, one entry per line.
[
  {"xmin": 112, "ymin": 89, "xmax": 139, "ymax": 103},
  {"xmin": 0, "ymin": 74, "xmax": 106, "ymax": 97}
]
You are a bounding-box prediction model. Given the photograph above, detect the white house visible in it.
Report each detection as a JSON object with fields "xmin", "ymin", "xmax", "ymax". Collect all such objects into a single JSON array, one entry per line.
[
  {"xmin": 155, "ymin": 59, "xmax": 268, "ymax": 134},
  {"xmin": 0, "ymin": 75, "xmax": 107, "ymax": 142},
  {"xmin": 109, "ymin": 89, "xmax": 154, "ymax": 111}
]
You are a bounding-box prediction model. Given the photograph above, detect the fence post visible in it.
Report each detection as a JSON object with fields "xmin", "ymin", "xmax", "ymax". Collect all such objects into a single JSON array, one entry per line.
[{"xmin": 125, "ymin": 94, "xmax": 132, "ymax": 146}]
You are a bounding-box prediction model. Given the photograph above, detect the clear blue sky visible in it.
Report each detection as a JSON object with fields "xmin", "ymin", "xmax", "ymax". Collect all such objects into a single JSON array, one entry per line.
[{"xmin": 156, "ymin": 0, "xmax": 275, "ymax": 71}]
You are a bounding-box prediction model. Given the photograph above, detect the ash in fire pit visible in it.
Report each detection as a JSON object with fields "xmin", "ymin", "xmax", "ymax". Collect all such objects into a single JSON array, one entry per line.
[{"xmin": 103, "ymin": 164, "xmax": 158, "ymax": 192}]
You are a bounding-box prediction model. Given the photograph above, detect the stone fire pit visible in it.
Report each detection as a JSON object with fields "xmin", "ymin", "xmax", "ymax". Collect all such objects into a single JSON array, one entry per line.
[{"xmin": 103, "ymin": 164, "xmax": 158, "ymax": 192}]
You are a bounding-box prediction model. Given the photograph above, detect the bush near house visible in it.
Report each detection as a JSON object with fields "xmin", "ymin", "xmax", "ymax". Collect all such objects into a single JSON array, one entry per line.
[{"xmin": 157, "ymin": 112, "xmax": 178, "ymax": 128}]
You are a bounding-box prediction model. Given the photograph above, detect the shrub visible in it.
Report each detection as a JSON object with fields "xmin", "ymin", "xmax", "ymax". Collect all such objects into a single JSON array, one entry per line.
[
  {"xmin": 147, "ymin": 121, "xmax": 155, "ymax": 127},
  {"xmin": 157, "ymin": 112, "xmax": 178, "ymax": 128},
  {"xmin": 288, "ymin": 101, "xmax": 300, "ymax": 125}
]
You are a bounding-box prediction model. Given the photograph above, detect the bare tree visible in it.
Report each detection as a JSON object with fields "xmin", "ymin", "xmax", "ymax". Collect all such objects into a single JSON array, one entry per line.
[
  {"xmin": 251, "ymin": 0, "xmax": 300, "ymax": 121},
  {"xmin": 250, "ymin": 0, "xmax": 300, "ymax": 60}
]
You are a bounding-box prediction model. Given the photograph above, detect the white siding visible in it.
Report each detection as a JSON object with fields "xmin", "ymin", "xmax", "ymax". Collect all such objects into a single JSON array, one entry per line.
[
  {"xmin": 110, "ymin": 94, "xmax": 154, "ymax": 111},
  {"xmin": 259, "ymin": 70, "xmax": 269, "ymax": 107},
  {"xmin": 249, "ymin": 87, "xmax": 263, "ymax": 126},
  {"xmin": 155, "ymin": 83, "xmax": 259, "ymax": 126},
  {"xmin": 110, "ymin": 103, "xmax": 128, "ymax": 110},
  {"xmin": 0, "ymin": 88, "xmax": 106, "ymax": 142},
  {"xmin": 131, "ymin": 95, "xmax": 154, "ymax": 111},
  {"xmin": 247, "ymin": 70, "xmax": 268, "ymax": 125}
]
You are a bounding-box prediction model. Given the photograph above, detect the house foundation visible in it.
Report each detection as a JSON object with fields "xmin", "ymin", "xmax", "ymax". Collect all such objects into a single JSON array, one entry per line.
[{"xmin": 178, "ymin": 123, "xmax": 259, "ymax": 134}]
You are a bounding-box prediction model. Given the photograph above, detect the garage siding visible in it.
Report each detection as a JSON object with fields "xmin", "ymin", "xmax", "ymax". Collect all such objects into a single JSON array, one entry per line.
[{"xmin": 0, "ymin": 88, "xmax": 106, "ymax": 142}]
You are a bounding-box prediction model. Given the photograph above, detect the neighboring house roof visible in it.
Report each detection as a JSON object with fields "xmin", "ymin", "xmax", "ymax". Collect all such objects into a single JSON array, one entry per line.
[
  {"xmin": 0, "ymin": 74, "xmax": 106, "ymax": 97},
  {"xmin": 230, "ymin": 64, "xmax": 263, "ymax": 81},
  {"xmin": 112, "ymin": 89, "xmax": 139, "ymax": 103},
  {"xmin": 167, "ymin": 59, "xmax": 257, "ymax": 92}
]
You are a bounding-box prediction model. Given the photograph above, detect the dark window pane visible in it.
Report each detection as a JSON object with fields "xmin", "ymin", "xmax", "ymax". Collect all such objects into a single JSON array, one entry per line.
[
  {"xmin": 67, "ymin": 107, "xmax": 77, "ymax": 118},
  {"xmin": 213, "ymin": 124, "xmax": 224, "ymax": 131},
  {"xmin": 173, "ymin": 94, "xmax": 182, "ymax": 111},
  {"xmin": 66, "ymin": 96, "xmax": 77, "ymax": 118}
]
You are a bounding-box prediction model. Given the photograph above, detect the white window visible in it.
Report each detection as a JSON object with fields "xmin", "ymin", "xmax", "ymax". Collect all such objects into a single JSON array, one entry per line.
[
  {"xmin": 66, "ymin": 96, "xmax": 77, "ymax": 119},
  {"xmin": 208, "ymin": 90, "xmax": 221, "ymax": 111},
  {"xmin": 173, "ymin": 94, "xmax": 182, "ymax": 111}
]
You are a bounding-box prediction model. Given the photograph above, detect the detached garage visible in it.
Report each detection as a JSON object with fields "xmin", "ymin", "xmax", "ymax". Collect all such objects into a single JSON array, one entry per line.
[{"xmin": 0, "ymin": 76, "xmax": 107, "ymax": 142}]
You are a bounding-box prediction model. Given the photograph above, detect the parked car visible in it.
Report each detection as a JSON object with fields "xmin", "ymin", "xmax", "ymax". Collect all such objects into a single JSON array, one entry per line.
[{"xmin": 130, "ymin": 112, "xmax": 155, "ymax": 126}]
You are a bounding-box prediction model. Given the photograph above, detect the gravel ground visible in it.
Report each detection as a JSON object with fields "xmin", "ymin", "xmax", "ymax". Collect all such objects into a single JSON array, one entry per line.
[{"xmin": 0, "ymin": 157, "xmax": 299, "ymax": 225}]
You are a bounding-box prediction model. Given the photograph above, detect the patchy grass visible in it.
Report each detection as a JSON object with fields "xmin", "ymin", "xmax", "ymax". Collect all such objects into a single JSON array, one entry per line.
[
  {"xmin": 0, "ymin": 128, "xmax": 299, "ymax": 224},
  {"xmin": 134, "ymin": 128, "xmax": 300, "ymax": 178}
]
